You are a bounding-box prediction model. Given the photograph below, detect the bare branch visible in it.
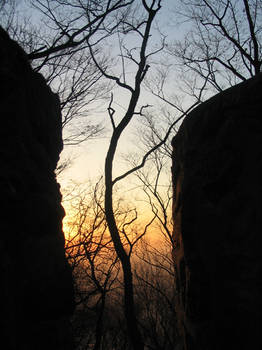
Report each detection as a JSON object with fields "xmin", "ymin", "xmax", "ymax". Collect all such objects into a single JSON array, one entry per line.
[
  {"xmin": 243, "ymin": 0, "xmax": 261, "ymax": 74},
  {"xmin": 112, "ymin": 101, "xmax": 199, "ymax": 185},
  {"xmin": 88, "ymin": 41, "xmax": 134, "ymax": 93},
  {"xmin": 28, "ymin": 0, "xmax": 134, "ymax": 60},
  {"xmin": 108, "ymin": 93, "xmax": 116, "ymax": 130}
]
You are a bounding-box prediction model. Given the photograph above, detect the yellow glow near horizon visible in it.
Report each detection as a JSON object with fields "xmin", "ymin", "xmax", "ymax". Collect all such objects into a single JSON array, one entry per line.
[{"xmin": 62, "ymin": 200, "xmax": 172, "ymax": 251}]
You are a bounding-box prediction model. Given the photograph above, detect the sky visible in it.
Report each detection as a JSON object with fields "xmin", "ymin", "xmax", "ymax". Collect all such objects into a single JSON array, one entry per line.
[
  {"xmin": 0, "ymin": 0, "xmax": 191, "ymax": 189},
  {"xmin": 56, "ymin": 0, "xmax": 191, "ymax": 246},
  {"xmin": 57, "ymin": 0, "xmax": 187, "ymax": 187},
  {"xmin": 1, "ymin": 0, "xmax": 192, "ymax": 242}
]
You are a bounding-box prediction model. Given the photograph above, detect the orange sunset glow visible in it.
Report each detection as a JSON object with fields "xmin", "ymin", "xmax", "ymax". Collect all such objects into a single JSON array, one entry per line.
[{"xmin": 3, "ymin": 0, "xmax": 257, "ymax": 348}]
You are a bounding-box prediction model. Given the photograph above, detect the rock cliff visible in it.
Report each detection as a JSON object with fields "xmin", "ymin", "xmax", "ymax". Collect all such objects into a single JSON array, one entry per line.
[
  {"xmin": 172, "ymin": 73, "xmax": 262, "ymax": 349},
  {"xmin": 0, "ymin": 27, "xmax": 74, "ymax": 349}
]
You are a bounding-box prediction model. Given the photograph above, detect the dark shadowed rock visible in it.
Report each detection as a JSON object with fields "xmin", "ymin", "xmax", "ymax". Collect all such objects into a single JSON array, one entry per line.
[
  {"xmin": 0, "ymin": 27, "xmax": 75, "ymax": 349},
  {"xmin": 172, "ymin": 73, "xmax": 262, "ymax": 350}
]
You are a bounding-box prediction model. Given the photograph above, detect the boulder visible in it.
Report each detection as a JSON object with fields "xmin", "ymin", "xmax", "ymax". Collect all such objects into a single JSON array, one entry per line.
[
  {"xmin": 172, "ymin": 73, "xmax": 262, "ymax": 349},
  {"xmin": 0, "ymin": 27, "xmax": 74, "ymax": 349}
]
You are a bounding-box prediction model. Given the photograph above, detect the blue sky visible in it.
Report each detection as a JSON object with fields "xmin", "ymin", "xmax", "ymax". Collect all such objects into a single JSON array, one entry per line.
[{"xmin": 58, "ymin": 0, "xmax": 188, "ymax": 187}]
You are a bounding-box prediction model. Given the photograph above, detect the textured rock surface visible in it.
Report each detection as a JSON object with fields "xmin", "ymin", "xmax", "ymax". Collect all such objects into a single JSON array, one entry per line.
[
  {"xmin": 0, "ymin": 27, "xmax": 74, "ymax": 349},
  {"xmin": 172, "ymin": 73, "xmax": 262, "ymax": 350}
]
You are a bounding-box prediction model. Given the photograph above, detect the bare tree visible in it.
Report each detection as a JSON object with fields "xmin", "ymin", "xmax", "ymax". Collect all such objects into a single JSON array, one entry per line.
[
  {"xmin": 134, "ymin": 241, "xmax": 177, "ymax": 350},
  {"xmin": 103, "ymin": 2, "xmax": 161, "ymax": 348},
  {"xmin": 63, "ymin": 179, "xmax": 120, "ymax": 349},
  {"xmin": 0, "ymin": 0, "xmax": 134, "ymax": 146},
  {"xmin": 84, "ymin": 1, "xmax": 166, "ymax": 348},
  {"xmin": 63, "ymin": 176, "xmax": 153, "ymax": 349},
  {"xmin": 167, "ymin": 0, "xmax": 262, "ymax": 93}
]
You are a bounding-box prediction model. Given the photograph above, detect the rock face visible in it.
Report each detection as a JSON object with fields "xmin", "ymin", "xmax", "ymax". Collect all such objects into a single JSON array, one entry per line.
[
  {"xmin": 172, "ymin": 73, "xmax": 262, "ymax": 350},
  {"xmin": 0, "ymin": 27, "xmax": 74, "ymax": 349}
]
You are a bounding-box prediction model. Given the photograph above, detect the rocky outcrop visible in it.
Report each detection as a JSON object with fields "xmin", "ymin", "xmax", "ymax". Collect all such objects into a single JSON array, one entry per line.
[
  {"xmin": 0, "ymin": 27, "xmax": 74, "ymax": 349},
  {"xmin": 172, "ymin": 73, "xmax": 262, "ymax": 349}
]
